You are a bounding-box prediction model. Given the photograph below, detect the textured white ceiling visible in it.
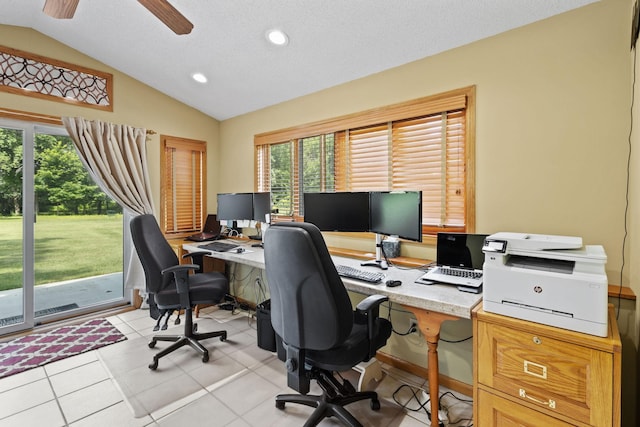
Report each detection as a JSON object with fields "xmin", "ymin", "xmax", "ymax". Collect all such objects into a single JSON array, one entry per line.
[{"xmin": 0, "ymin": 0, "xmax": 598, "ymax": 120}]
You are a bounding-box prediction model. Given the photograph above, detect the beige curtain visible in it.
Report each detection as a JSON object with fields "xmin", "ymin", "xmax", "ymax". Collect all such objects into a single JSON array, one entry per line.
[{"xmin": 62, "ymin": 117, "xmax": 155, "ymax": 293}]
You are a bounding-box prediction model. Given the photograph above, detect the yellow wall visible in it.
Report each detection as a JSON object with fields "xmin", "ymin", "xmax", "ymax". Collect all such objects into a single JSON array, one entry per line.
[
  {"xmin": 0, "ymin": 25, "xmax": 221, "ymax": 215},
  {"xmin": 219, "ymin": 0, "xmax": 636, "ymax": 423}
]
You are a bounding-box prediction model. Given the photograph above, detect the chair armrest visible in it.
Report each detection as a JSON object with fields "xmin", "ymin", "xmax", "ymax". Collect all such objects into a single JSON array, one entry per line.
[
  {"xmin": 161, "ymin": 264, "xmax": 199, "ymax": 298},
  {"xmin": 182, "ymin": 251, "xmax": 208, "ymax": 272},
  {"xmin": 355, "ymin": 294, "xmax": 389, "ymax": 359},
  {"xmin": 161, "ymin": 264, "xmax": 200, "ymax": 275},
  {"xmin": 355, "ymin": 294, "xmax": 388, "ymax": 314}
]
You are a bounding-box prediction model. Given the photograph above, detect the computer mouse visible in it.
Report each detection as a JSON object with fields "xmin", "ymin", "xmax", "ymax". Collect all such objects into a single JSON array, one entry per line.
[
  {"xmin": 386, "ymin": 280, "xmax": 402, "ymax": 287},
  {"xmin": 235, "ymin": 247, "xmax": 245, "ymax": 253}
]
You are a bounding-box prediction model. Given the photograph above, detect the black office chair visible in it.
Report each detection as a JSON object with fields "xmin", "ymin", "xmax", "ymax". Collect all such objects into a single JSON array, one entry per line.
[
  {"xmin": 263, "ymin": 222, "xmax": 392, "ymax": 427},
  {"xmin": 130, "ymin": 214, "xmax": 229, "ymax": 370}
]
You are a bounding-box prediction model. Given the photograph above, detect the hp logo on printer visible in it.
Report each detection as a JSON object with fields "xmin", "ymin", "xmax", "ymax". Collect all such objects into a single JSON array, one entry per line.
[{"xmin": 534, "ymin": 286, "xmax": 543, "ymax": 294}]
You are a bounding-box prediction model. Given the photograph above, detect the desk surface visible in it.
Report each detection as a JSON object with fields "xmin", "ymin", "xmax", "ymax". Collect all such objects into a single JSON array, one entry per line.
[{"xmin": 183, "ymin": 240, "xmax": 482, "ymax": 319}]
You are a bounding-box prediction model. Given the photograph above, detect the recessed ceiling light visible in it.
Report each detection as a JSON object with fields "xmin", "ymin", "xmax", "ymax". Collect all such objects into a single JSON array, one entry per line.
[
  {"xmin": 266, "ymin": 29, "xmax": 288, "ymax": 46},
  {"xmin": 192, "ymin": 73, "xmax": 207, "ymax": 83}
]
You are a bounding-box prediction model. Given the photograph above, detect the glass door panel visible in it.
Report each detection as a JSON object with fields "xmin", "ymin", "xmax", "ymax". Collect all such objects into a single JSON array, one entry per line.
[
  {"xmin": 0, "ymin": 125, "xmax": 33, "ymax": 334},
  {"xmin": 33, "ymin": 128, "xmax": 124, "ymax": 322}
]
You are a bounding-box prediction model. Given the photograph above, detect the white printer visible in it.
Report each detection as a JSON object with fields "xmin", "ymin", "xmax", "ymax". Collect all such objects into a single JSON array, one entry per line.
[{"xmin": 482, "ymin": 232, "xmax": 608, "ymax": 337}]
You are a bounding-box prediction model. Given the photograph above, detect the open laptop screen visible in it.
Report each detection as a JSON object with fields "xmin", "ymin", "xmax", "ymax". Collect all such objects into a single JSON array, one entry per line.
[{"xmin": 436, "ymin": 233, "xmax": 488, "ymax": 270}]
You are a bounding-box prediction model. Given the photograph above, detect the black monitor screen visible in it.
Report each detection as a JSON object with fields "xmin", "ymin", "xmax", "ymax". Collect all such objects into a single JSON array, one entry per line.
[
  {"xmin": 252, "ymin": 192, "xmax": 271, "ymax": 223},
  {"xmin": 303, "ymin": 192, "xmax": 370, "ymax": 232},
  {"xmin": 217, "ymin": 193, "xmax": 253, "ymax": 221},
  {"xmin": 436, "ymin": 233, "xmax": 488, "ymax": 270},
  {"xmin": 369, "ymin": 191, "xmax": 423, "ymax": 242}
]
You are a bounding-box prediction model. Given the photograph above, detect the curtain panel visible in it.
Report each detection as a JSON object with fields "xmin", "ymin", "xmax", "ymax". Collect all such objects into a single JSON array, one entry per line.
[{"xmin": 62, "ymin": 116, "xmax": 155, "ymax": 293}]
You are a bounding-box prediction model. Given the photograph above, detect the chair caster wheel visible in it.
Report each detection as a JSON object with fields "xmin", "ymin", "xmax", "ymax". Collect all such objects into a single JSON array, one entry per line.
[
  {"xmin": 193, "ymin": 323, "xmax": 198, "ymax": 332},
  {"xmin": 220, "ymin": 332, "xmax": 227, "ymax": 342},
  {"xmin": 148, "ymin": 340, "xmax": 156, "ymax": 348},
  {"xmin": 275, "ymin": 401, "xmax": 285, "ymax": 410},
  {"xmin": 371, "ymin": 399, "xmax": 380, "ymax": 411},
  {"xmin": 202, "ymin": 352, "xmax": 209, "ymax": 363},
  {"xmin": 149, "ymin": 360, "xmax": 158, "ymax": 370}
]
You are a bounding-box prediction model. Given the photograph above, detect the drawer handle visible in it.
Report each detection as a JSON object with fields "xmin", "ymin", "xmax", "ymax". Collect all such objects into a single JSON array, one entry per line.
[
  {"xmin": 519, "ymin": 388, "xmax": 556, "ymax": 409},
  {"xmin": 523, "ymin": 360, "xmax": 547, "ymax": 379}
]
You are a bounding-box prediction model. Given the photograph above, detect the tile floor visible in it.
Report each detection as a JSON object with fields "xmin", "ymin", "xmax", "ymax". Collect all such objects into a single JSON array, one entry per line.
[{"xmin": 0, "ymin": 307, "xmax": 473, "ymax": 427}]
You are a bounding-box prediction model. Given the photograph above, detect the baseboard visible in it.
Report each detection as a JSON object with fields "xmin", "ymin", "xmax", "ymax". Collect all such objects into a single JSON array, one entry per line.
[{"xmin": 376, "ymin": 351, "xmax": 473, "ymax": 397}]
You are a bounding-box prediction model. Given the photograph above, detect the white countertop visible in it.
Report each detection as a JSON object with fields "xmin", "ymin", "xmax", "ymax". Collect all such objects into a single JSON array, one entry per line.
[{"xmin": 183, "ymin": 240, "xmax": 482, "ymax": 319}]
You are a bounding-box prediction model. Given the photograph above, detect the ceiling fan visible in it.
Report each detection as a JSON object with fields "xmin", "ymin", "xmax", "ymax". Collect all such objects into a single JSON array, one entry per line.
[{"xmin": 42, "ymin": 0, "xmax": 193, "ymax": 35}]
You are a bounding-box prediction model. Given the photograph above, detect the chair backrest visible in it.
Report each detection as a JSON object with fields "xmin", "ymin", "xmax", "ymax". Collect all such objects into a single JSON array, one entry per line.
[
  {"xmin": 130, "ymin": 214, "xmax": 179, "ymax": 294},
  {"xmin": 263, "ymin": 222, "xmax": 353, "ymax": 351}
]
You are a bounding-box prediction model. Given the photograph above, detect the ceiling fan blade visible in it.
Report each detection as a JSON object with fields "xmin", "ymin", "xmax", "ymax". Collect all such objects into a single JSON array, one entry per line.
[
  {"xmin": 137, "ymin": 0, "xmax": 194, "ymax": 35},
  {"xmin": 42, "ymin": 0, "xmax": 79, "ymax": 19}
]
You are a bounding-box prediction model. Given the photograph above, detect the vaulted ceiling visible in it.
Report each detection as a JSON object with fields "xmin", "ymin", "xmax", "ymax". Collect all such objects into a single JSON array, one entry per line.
[{"xmin": 0, "ymin": 0, "xmax": 598, "ymax": 120}]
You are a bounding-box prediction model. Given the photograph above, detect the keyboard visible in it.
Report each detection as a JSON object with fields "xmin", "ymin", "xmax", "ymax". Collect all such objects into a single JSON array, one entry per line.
[
  {"xmin": 199, "ymin": 241, "xmax": 239, "ymax": 252},
  {"xmin": 335, "ymin": 265, "xmax": 385, "ymax": 284},
  {"xmin": 419, "ymin": 266, "xmax": 483, "ymax": 288}
]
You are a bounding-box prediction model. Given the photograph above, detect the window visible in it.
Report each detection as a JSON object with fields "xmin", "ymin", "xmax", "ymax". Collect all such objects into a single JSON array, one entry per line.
[
  {"xmin": 254, "ymin": 86, "xmax": 475, "ymax": 237},
  {"xmin": 257, "ymin": 134, "xmax": 336, "ymax": 217},
  {"xmin": 161, "ymin": 136, "xmax": 207, "ymax": 237}
]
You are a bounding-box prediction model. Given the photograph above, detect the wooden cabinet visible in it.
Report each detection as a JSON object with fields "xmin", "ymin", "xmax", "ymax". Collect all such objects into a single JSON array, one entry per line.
[{"xmin": 473, "ymin": 303, "xmax": 621, "ymax": 427}]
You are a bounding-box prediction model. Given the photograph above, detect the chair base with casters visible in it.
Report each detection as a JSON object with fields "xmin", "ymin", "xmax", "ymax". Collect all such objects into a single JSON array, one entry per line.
[
  {"xmin": 275, "ymin": 367, "xmax": 380, "ymax": 427},
  {"xmin": 147, "ymin": 304, "xmax": 227, "ymax": 370},
  {"xmin": 145, "ymin": 264, "xmax": 229, "ymax": 370}
]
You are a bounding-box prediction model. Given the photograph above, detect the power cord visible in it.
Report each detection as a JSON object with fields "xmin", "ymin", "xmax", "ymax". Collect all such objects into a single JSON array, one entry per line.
[
  {"xmin": 440, "ymin": 335, "xmax": 472, "ymax": 344},
  {"xmin": 391, "ymin": 383, "xmax": 475, "ymax": 427},
  {"xmin": 384, "ymin": 301, "xmax": 419, "ymax": 336},
  {"xmin": 617, "ymin": 39, "xmax": 637, "ymax": 319},
  {"xmin": 391, "ymin": 384, "xmax": 446, "ymax": 426}
]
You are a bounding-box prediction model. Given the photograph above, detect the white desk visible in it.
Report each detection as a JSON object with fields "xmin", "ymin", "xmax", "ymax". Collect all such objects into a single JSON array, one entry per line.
[{"xmin": 184, "ymin": 240, "xmax": 482, "ymax": 426}]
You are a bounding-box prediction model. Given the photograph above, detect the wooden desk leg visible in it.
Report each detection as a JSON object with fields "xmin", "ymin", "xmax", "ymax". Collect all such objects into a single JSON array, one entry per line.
[{"xmin": 402, "ymin": 306, "xmax": 458, "ymax": 427}]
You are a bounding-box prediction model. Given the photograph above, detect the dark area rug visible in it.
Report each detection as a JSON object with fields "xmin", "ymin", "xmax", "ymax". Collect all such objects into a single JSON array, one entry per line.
[{"xmin": 0, "ymin": 318, "xmax": 126, "ymax": 379}]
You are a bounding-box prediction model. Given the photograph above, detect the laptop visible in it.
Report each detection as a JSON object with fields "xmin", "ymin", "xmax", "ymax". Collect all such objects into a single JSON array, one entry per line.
[
  {"xmin": 186, "ymin": 214, "xmax": 222, "ymax": 242},
  {"xmin": 416, "ymin": 232, "xmax": 488, "ymax": 293}
]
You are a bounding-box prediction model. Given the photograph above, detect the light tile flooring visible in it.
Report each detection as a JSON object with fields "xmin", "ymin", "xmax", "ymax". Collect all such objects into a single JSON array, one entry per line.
[{"xmin": 0, "ymin": 307, "xmax": 473, "ymax": 427}]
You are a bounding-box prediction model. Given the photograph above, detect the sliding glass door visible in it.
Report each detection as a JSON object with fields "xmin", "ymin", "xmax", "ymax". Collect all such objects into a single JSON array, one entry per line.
[{"xmin": 0, "ymin": 119, "xmax": 126, "ymax": 335}]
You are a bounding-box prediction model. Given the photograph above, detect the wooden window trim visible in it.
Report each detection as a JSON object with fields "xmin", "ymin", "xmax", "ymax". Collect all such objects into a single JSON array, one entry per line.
[
  {"xmin": 0, "ymin": 45, "xmax": 114, "ymax": 111},
  {"xmin": 0, "ymin": 107, "xmax": 63, "ymax": 125},
  {"xmin": 254, "ymin": 86, "xmax": 476, "ymax": 238},
  {"xmin": 255, "ymin": 87, "xmax": 471, "ymax": 146}
]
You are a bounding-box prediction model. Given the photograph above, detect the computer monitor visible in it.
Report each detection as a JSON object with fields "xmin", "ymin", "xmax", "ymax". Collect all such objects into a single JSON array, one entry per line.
[
  {"xmin": 303, "ymin": 192, "xmax": 370, "ymax": 232},
  {"xmin": 369, "ymin": 191, "xmax": 423, "ymax": 242},
  {"xmin": 363, "ymin": 191, "xmax": 422, "ymax": 269},
  {"xmin": 252, "ymin": 192, "xmax": 271, "ymax": 223},
  {"xmin": 216, "ymin": 193, "xmax": 253, "ymax": 221}
]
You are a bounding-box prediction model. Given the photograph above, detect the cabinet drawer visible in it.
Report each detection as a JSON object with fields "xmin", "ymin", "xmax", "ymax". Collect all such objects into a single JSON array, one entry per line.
[
  {"xmin": 476, "ymin": 321, "xmax": 613, "ymax": 425},
  {"xmin": 477, "ymin": 389, "xmax": 575, "ymax": 427}
]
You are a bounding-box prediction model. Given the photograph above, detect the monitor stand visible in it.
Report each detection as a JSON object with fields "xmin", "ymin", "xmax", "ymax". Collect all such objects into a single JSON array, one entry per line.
[
  {"xmin": 248, "ymin": 221, "xmax": 264, "ymax": 240},
  {"xmin": 360, "ymin": 234, "xmax": 388, "ymax": 270}
]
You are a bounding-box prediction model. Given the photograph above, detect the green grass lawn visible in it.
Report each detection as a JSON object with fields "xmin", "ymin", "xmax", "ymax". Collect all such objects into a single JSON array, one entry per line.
[{"xmin": 0, "ymin": 215, "xmax": 123, "ymax": 291}]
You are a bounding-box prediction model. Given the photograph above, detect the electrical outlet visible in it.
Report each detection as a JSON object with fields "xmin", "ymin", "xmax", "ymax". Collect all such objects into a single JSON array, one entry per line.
[{"xmin": 409, "ymin": 319, "xmax": 418, "ymax": 334}]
